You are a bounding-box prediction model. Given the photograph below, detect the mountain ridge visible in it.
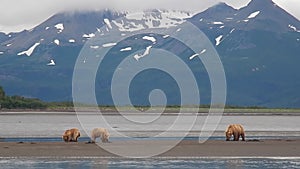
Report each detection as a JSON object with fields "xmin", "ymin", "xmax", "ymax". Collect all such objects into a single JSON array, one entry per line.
[{"xmin": 0, "ymin": 0, "xmax": 299, "ymax": 107}]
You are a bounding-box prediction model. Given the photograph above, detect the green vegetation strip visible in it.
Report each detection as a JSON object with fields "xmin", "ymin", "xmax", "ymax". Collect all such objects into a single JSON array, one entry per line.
[{"xmin": 0, "ymin": 86, "xmax": 299, "ymax": 113}]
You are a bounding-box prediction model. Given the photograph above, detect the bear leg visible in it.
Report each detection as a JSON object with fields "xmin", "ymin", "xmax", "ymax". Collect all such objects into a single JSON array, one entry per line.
[
  {"xmin": 74, "ymin": 136, "xmax": 79, "ymax": 142},
  {"xmin": 75, "ymin": 132, "xmax": 80, "ymax": 142},
  {"xmin": 233, "ymin": 133, "xmax": 239, "ymax": 141},
  {"xmin": 101, "ymin": 135, "xmax": 106, "ymax": 143},
  {"xmin": 91, "ymin": 136, "xmax": 96, "ymax": 143},
  {"xmin": 241, "ymin": 133, "xmax": 245, "ymax": 141},
  {"xmin": 69, "ymin": 133, "xmax": 74, "ymax": 142}
]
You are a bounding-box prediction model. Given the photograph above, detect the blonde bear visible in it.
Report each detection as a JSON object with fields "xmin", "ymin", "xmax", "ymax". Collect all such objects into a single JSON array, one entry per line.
[
  {"xmin": 62, "ymin": 128, "xmax": 81, "ymax": 142},
  {"xmin": 91, "ymin": 128, "xmax": 110, "ymax": 143},
  {"xmin": 225, "ymin": 124, "xmax": 245, "ymax": 141}
]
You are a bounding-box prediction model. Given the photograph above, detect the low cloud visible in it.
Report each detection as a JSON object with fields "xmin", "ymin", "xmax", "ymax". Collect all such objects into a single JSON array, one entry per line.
[
  {"xmin": 0, "ymin": 0, "xmax": 220, "ymax": 32},
  {"xmin": 0, "ymin": 0, "xmax": 299, "ymax": 33}
]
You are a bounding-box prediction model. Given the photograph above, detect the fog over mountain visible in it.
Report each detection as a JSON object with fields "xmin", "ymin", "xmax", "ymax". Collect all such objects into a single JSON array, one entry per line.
[{"xmin": 0, "ymin": 0, "xmax": 299, "ymax": 33}]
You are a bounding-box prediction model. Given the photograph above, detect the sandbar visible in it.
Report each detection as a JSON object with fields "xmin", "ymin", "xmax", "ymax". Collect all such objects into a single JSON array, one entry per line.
[{"xmin": 0, "ymin": 139, "xmax": 299, "ymax": 158}]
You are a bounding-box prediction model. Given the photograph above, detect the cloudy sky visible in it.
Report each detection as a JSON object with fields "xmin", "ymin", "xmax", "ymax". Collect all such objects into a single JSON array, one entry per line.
[{"xmin": 0, "ymin": 0, "xmax": 299, "ymax": 33}]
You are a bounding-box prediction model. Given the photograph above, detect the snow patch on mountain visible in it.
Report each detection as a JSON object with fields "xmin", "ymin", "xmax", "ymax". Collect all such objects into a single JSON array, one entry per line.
[
  {"xmin": 189, "ymin": 53, "xmax": 199, "ymax": 60},
  {"xmin": 47, "ymin": 59, "xmax": 56, "ymax": 66},
  {"xmin": 288, "ymin": 24, "xmax": 300, "ymax": 32},
  {"xmin": 112, "ymin": 20, "xmax": 142, "ymax": 32},
  {"xmin": 54, "ymin": 23, "xmax": 64, "ymax": 33},
  {"xmin": 163, "ymin": 35, "xmax": 170, "ymax": 38},
  {"xmin": 102, "ymin": 43, "xmax": 117, "ymax": 48},
  {"xmin": 17, "ymin": 42, "xmax": 40, "ymax": 56},
  {"xmin": 200, "ymin": 49, "xmax": 206, "ymax": 54},
  {"xmin": 215, "ymin": 35, "xmax": 223, "ymax": 46},
  {"xmin": 189, "ymin": 49, "xmax": 206, "ymax": 60},
  {"xmin": 54, "ymin": 39, "xmax": 60, "ymax": 45},
  {"xmin": 104, "ymin": 18, "xmax": 112, "ymax": 29},
  {"xmin": 69, "ymin": 39, "xmax": 75, "ymax": 43},
  {"xmin": 247, "ymin": 11, "xmax": 260, "ymax": 19},
  {"xmin": 120, "ymin": 47, "xmax": 132, "ymax": 52},
  {"xmin": 90, "ymin": 45, "xmax": 99, "ymax": 49},
  {"xmin": 212, "ymin": 21, "xmax": 224, "ymax": 25},
  {"xmin": 112, "ymin": 10, "xmax": 190, "ymax": 32},
  {"xmin": 134, "ymin": 45, "xmax": 152, "ymax": 61},
  {"xmin": 252, "ymin": 67, "xmax": 260, "ymax": 72},
  {"xmin": 230, "ymin": 28, "xmax": 235, "ymax": 34},
  {"xmin": 142, "ymin": 36, "xmax": 156, "ymax": 43},
  {"xmin": 82, "ymin": 33, "xmax": 95, "ymax": 38}
]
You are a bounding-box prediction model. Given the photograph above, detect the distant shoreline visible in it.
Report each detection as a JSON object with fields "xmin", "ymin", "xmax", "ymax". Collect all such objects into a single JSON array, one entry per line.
[{"xmin": 1, "ymin": 107, "xmax": 300, "ymax": 116}]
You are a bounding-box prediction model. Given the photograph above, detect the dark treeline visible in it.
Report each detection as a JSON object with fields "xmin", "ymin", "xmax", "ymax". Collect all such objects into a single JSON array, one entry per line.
[
  {"xmin": 0, "ymin": 86, "xmax": 47, "ymax": 109},
  {"xmin": 0, "ymin": 86, "xmax": 269, "ymax": 110},
  {"xmin": 0, "ymin": 86, "xmax": 74, "ymax": 110}
]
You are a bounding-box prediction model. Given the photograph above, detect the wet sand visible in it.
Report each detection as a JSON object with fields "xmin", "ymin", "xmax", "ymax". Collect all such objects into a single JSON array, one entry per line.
[{"xmin": 0, "ymin": 139, "xmax": 299, "ymax": 158}]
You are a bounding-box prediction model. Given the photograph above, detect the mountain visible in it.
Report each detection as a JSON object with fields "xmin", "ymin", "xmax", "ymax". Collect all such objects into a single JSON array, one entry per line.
[
  {"xmin": 191, "ymin": 0, "xmax": 300, "ymax": 32},
  {"xmin": 0, "ymin": 0, "xmax": 300, "ymax": 107},
  {"xmin": 0, "ymin": 9, "xmax": 192, "ymax": 103},
  {"xmin": 189, "ymin": 0, "xmax": 300, "ymax": 107}
]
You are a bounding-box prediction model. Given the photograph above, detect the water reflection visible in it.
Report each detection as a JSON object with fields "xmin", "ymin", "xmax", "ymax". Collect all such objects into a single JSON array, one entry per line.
[
  {"xmin": 225, "ymin": 159, "xmax": 244, "ymax": 169},
  {"xmin": 0, "ymin": 158, "xmax": 299, "ymax": 169}
]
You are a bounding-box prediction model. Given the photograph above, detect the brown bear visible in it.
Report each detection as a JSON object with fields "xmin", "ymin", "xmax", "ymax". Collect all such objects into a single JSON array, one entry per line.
[
  {"xmin": 90, "ymin": 128, "xmax": 110, "ymax": 143},
  {"xmin": 62, "ymin": 128, "xmax": 81, "ymax": 142},
  {"xmin": 225, "ymin": 124, "xmax": 245, "ymax": 141}
]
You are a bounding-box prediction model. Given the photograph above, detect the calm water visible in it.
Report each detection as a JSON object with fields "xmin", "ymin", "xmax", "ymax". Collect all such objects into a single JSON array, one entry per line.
[
  {"xmin": 0, "ymin": 157, "xmax": 299, "ymax": 169},
  {"xmin": 0, "ymin": 112, "xmax": 299, "ymax": 168},
  {"xmin": 0, "ymin": 112, "xmax": 299, "ymax": 138}
]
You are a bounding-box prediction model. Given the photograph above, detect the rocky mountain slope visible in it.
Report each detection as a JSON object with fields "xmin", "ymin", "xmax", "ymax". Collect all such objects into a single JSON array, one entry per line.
[{"xmin": 0, "ymin": 0, "xmax": 299, "ymax": 107}]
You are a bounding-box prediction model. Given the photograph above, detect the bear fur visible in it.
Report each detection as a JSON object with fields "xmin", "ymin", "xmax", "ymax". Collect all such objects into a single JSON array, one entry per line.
[
  {"xmin": 225, "ymin": 124, "xmax": 245, "ymax": 141},
  {"xmin": 90, "ymin": 128, "xmax": 110, "ymax": 143},
  {"xmin": 62, "ymin": 128, "xmax": 81, "ymax": 142}
]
